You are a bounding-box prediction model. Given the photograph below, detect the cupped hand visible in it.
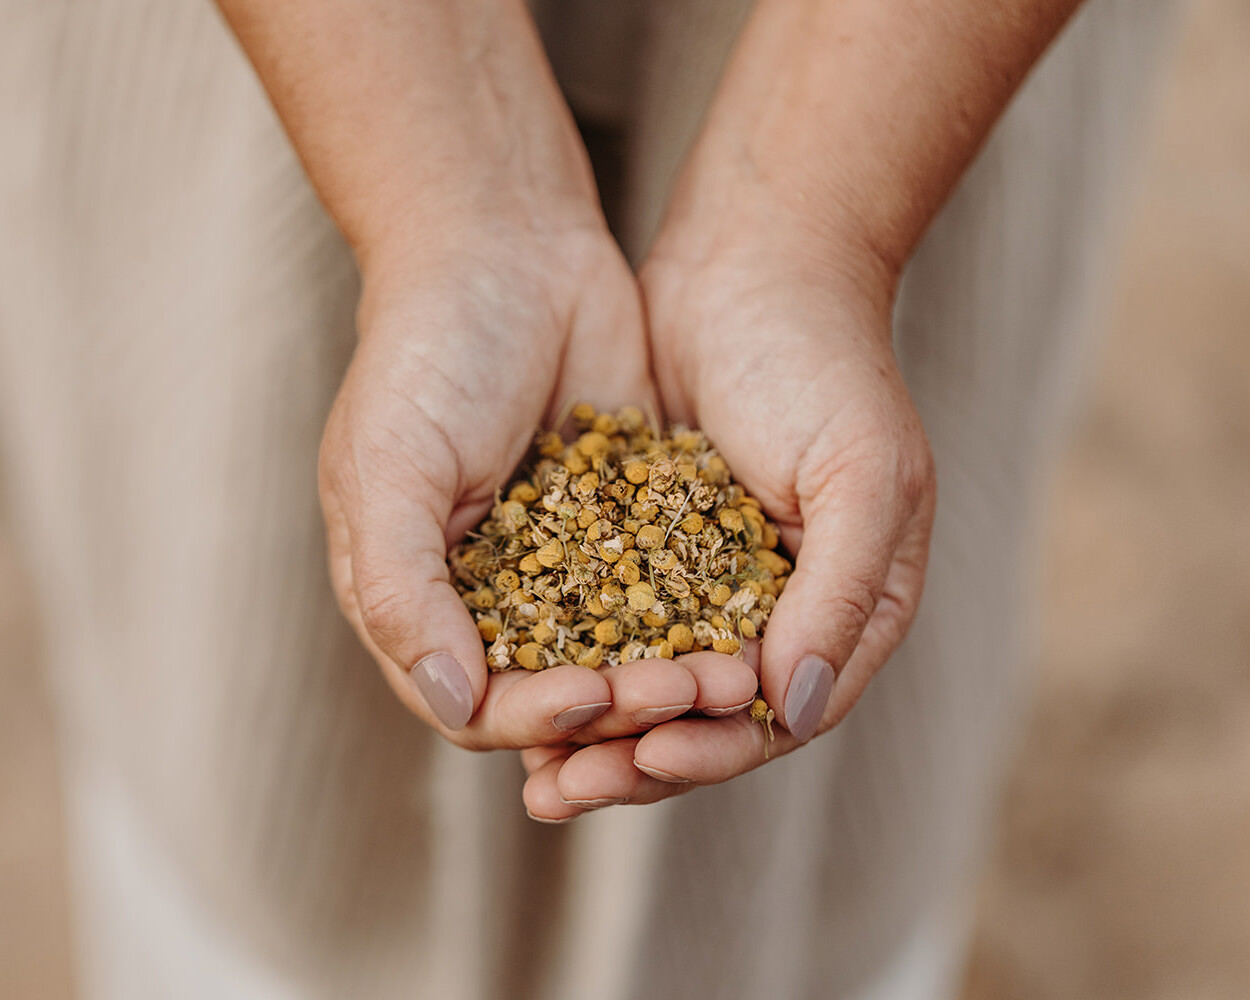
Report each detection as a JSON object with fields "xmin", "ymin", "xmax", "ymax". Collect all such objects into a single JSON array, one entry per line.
[
  {"xmin": 522, "ymin": 220, "xmax": 936, "ymax": 817},
  {"xmin": 319, "ymin": 219, "xmax": 759, "ymax": 752}
]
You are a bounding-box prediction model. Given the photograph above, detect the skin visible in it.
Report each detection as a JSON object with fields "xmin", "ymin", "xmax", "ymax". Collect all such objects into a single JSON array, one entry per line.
[{"xmin": 215, "ymin": 0, "xmax": 1081, "ymax": 810}]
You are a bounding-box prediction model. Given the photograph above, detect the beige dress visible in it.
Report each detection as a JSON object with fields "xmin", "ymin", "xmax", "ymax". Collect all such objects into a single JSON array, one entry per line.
[{"xmin": 0, "ymin": 1, "xmax": 1172, "ymax": 997}]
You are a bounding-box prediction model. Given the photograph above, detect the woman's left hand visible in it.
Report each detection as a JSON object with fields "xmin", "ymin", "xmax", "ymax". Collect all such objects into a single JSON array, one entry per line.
[{"xmin": 521, "ymin": 216, "xmax": 936, "ymax": 820}]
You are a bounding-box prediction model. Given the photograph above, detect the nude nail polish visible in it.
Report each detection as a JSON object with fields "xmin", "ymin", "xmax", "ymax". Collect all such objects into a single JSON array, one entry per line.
[
  {"xmin": 552, "ymin": 702, "xmax": 611, "ymax": 732},
  {"xmin": 784, "ymin": 654, "xmax": 835, "ymax": 744},
  {"xmin": 410, "ymin": 652, "xmax": 473, "ymax": 730}
]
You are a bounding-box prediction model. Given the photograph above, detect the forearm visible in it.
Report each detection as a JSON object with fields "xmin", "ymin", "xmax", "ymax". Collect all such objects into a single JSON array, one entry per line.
[
  {"xmin": 215, "ymin": 0, "xmax": 597, "ymax": 268},
  {"xmin": 661, "ymin": 0, "xmax": 1083, "ymax": 284}
]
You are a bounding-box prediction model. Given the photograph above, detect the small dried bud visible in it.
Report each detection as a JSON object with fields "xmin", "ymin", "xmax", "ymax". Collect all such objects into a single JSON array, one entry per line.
[
  {"xmin": 532, "ymin": 621, "xmax": 557, "ymax": 645},
  {"xmin": 575, "ymin": 471, "xmax": 600, "ymax": 499},
  {"xmin": 620, "ymin": 639, "xmax": 647, "ymax": 663},
  {"xmin": 471, "ymin": 586, "xmax": 497, "ymax": 609},
  {"xmin": 516, "ymin": 643, "xmax": 545, "ymax": 671},
  {"xmin": 624, "ymin": 460, "xmax": 650, "ymax": 485},
  {"xmin": 592, "ymin": 412, "xmax": 620, "ymax": 435},
  {"xmin": 519, "ymin": 553, "xmax": 542, "ymax": 576},
  {"xmin": 575, "ymin": 431, "xmax": 612, "ymax": 459},
  {"xmin": 599, "ymin": 582, "xmax": 625, "ymax": 611},
  {"xmin": 755, "ymin": 549, "xmax": 790, "ymax": 577},
  {"xmin": 536, "ymin": 540, "xmax": 565, "ymax": 568},
  {"xmin": 635, "ymin": 524, "xmax": 665, "ymax": 550},
  {"xmin": 626, "ymin": 582, "xmax": 656, "ymax": 612},
  {"xmin": 494, "ymin": 569, "xmax": 521, "ymax": 593},
  {"xmin": 594, "ymin": 619, "xmax": 622, "ymax": 645},
  {"xmin": 501, "ymin": 500, "xmax": 528, "ymax": 531},
  {"xmin": 751, "ymin": 698, "xmax": 777, "ymax": 750},
  {"xmin": 617, "ymin": 405, "xmax": 645, "ymax": 432},
  {"xmin": 563, "ymin": 448, "xmax": 590, "ymax": 475},
  {"xmin": 577, "ymin": 643, "xmax": 605, "ymax": 668},
  {"xmin": 509, "ymin": 482, "xmax": 541, "ymax": 504},
  {"xmin": 649, "ymin": 459, "xmax": 677, "ymax": 493},
  {"xmin": 668, "ymin": 623, "xmax": 695, "ymax": 653},
  {"xmin": 537, "ymin": 432, "xmax": 565, "ymax": 458},
  {"xmin": 650, "ymin": 549, "xmax": 679, "ymax": 572}
]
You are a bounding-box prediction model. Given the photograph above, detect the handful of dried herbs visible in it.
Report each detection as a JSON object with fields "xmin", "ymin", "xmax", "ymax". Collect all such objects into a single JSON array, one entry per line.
[{"xmin": 448, "ymin": 404, "xmax": 792, "ymax": 676}]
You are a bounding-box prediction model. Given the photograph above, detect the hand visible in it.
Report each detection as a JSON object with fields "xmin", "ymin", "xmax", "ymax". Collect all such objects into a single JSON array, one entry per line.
[
  {"xmin": 318, "ymin": 219, "xmax": 758, "ymax": 753},
  {"xmin": 521, "ymin": 214, "xmax": 935, "ymax": 817}
]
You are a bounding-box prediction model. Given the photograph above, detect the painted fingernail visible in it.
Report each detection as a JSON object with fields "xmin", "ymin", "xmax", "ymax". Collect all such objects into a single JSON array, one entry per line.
[
  {"xmin": 410, "ymin": 652, "xmax": 473, "ymax": 730},
  {"xmin": 561, "ymin": 796, "xmax": 628, "ymax": 809},
  {"xmin": 784, "ymin": 654, "xmax": 835, "ymax": 744},
  {"xmin": 552, "ymin": 701, "xmax": 611, "ymax": 732},
  {"xmin": 526, "ymin": 810, "xmax": 577, "ymax": 825},
  {"xmin": 631, "ymin": 704, "xmax": 693, "ymax": 726},
  {"xmin": 702, "ymin": 698, "xmax": 756, "ymax": 718},
  {"xmin": 635, "ymin": 763, "xmax": 692, "ymax": 783}
]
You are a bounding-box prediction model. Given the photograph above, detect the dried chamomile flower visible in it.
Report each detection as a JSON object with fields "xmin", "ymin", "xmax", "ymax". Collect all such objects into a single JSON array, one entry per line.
[
  {"xmin": 750, "ymin": 698, "xmax": 777, "ymax": 757},
  {"xmin": 447, "ymin": 405, "xmax": 795, "ymax": 729}
]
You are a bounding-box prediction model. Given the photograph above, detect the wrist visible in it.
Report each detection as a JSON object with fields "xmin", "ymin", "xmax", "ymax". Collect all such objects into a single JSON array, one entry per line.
[{"xmin": 646, "ymin": 170, "xmax": 899, "ymax": 340}]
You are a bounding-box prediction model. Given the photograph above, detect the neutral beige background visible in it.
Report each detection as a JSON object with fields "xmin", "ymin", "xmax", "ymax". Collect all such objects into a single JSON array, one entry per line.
[{"xmin": 2, "ymin": 0, "xmax": 1247, "ymax": 996}]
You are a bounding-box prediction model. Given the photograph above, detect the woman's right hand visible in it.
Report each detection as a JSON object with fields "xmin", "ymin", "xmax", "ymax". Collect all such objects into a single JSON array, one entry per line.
[
  {"xmin": 218, "ymin": 0, "xmax": 757, "ymax": 758},
  {"xmin": 318, "ymin": 219, "xmax": 758, "ymax": 755}
]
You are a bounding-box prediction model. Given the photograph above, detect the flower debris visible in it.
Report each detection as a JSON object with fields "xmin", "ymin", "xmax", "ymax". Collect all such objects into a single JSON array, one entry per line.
[{"xmin": 448, "ymin": 404, "xmax": 792, "ymax": 689}]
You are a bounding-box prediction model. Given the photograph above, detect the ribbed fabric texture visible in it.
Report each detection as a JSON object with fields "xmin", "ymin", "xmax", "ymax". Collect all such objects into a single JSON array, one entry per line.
[{"xmin": 0, "ymin": 1, "xmax": 1172, "ymax": 997}]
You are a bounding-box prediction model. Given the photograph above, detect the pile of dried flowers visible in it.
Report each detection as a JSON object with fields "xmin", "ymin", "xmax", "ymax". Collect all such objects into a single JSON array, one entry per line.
[{"xmin": 448, "ymin": 404, "xmax": 791, "ymax": 677}]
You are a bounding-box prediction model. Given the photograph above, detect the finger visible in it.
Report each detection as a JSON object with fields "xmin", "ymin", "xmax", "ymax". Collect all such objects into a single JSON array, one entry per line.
[
  {"xmin": 554, "ymin": 739, "xmax": 695, "ymax": 808},
  {"xmin": 623, "ymin": 553, "xmax": 925, "ymax": 786},
  {"xmin": 633, "ymin": 714, "xmax": 801, "ymax": 785},
  {"xmin": 759, "ymin": 455, "xmax": 926, "ymax": 743},
  {"xmin": 327, "ymin": 403, "xmax": 492, "ymax": 732},
  {"xmin": 342, "ymin": 506, "xmax": 621, "ymax": 751},
  {"xmin": 568, "ymin": 658, "xmax": 698, "ymax": 743},
  {"xmin": 521, "ymin": 743, "xmax": 576, "ymax": 777},
  {"xmin": 679, "ymin": 647, "xmax": 761, "ymax": 715},
  {"xmin": 457, "ymin": 663, "xmax": 611, "ymax": 750},
  {"xmin": 523, "ymin": 757, "xmax": 587, "ymax": 824},
  {"xmin": 569, "ymin": 646, "xmax": 761, "ymax": 743},
  {"xmin": 819, "ymin": 506, "xmax": 933, "ymax": 730}
]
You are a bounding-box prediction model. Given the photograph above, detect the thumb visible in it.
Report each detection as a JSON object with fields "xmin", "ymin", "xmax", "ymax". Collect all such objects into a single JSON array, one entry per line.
[
  {"xmin": 320, "ymin": 418, "xmax": 490, "ymax": 734},
  {"xmin": 759, "ymin": 452, "xmax": 933, "ymax": 743}
]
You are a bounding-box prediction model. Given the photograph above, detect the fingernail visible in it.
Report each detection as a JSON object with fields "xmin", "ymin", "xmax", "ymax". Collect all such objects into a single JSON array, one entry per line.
[
  {"xmin": 561, "ymin": 796, "xmax": 628, "ymax": 809},
  {"xmin": 552, "ymin": 702, "xmax": 611, "ymax": 732},
  {"xmin": 631, "ymin": 704, "xmax": 693, "ymax": 726},
  {"xmin": 526, "ymin": 809, "xmax": 577, "ymax": 825},
  {"xmin": 635, "ymin": 763, "xmax": 692, "ymax": 783},
  {"xmin": 410, "ymin": 652, "xmax": 473, "ymax": 730},
  {"xmin": 784, "ymin": 654, "xmax": 835, "ymax": 744},
  {"xmin": 702, "ymin": 698, "xmax": 756, "ymax": 718}
]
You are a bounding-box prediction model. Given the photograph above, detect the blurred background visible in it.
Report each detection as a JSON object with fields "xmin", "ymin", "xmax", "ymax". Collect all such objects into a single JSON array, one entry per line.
[{"xmin": 2, "ymin": 0, "xmax": 1247, "ymax": 996}]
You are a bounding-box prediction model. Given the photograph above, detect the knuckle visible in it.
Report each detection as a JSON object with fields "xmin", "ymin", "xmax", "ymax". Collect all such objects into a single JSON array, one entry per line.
[
  {"xmin": 898, "ymin": 442, "xmax": 936, "ymax": 508},
  {"xmin": 826, "ymin": 578, "xmax": 878, "ymax": 640},
  {"xmin": 355, "ymin": 579, "xmax": 414, "ymax": 656}
]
